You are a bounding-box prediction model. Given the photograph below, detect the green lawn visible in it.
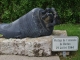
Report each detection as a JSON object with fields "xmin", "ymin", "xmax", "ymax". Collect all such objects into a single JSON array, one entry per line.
[{"xmin": 54, "ymin": 24, "xmax": 80, "ymax": 60}]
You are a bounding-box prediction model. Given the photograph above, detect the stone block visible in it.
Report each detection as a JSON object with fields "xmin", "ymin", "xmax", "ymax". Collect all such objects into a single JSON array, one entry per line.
[
  {"xmin": 52, "ymin": 30, "xmax": 67, "ymax": 36},
  {"xmin": 0, "ymin": 30, "xmax": 67, "ymax": 56}
]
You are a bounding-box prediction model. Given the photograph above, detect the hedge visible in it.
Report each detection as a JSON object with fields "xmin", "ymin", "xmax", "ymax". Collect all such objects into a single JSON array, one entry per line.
[{"xmin": 0, "ymin": 0, "xmax": 80, "ymax": 23}]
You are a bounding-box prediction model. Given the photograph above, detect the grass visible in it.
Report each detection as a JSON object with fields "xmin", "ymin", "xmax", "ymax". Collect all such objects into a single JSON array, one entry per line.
[{"xmin": 54, "ymin": 23, "xmax": 80, "ymax": 60}]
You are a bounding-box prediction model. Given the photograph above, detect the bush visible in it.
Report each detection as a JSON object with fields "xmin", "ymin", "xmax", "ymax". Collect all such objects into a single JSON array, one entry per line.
[{"xmin": 0, "ymin": 0, "xmax": 80, "ymax": 23}]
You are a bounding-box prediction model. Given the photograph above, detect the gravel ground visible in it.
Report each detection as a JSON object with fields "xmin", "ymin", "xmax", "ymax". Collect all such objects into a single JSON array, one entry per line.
[{"xmin": 0, "ymin": 55, "xmax": 60, "ymax": 60}]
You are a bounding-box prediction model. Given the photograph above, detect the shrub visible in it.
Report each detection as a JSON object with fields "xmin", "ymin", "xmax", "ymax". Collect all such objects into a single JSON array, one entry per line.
[{"xmin": 0, "ymin": 0, "xmax": 80, "ymax": 23}]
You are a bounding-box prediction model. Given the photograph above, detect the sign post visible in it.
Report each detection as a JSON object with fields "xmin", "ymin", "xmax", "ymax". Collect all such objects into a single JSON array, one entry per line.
[
  {"xmin": 52, "ymin": 36, "xmax": 79, "ymax": 57},
  {"xmin": 62, "ymin": 51, "xmax": 66, "ymax": 57}
]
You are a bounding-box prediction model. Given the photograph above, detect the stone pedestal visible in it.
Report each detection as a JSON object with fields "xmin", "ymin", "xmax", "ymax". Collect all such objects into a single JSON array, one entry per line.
[{"xmin": 0, "ymin": 30, "xmax": 67, "ymax": 56}]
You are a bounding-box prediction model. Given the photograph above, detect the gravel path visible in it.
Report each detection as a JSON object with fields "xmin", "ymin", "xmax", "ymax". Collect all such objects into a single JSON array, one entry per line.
[{"xmin": 0, "ymin": 55, "xmax": 60, "ymax": 60}]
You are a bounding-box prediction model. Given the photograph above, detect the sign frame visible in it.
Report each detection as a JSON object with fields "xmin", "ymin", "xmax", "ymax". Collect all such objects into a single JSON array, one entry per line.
[{"xmin": 52, "ymin": 36, "xmax": 79, "ymax": 51}]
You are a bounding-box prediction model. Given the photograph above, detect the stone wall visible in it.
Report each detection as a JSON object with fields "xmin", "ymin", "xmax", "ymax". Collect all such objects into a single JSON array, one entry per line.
[{"xmin": 0, "ymin": 30, "xmax": 67, "ymax": 56}]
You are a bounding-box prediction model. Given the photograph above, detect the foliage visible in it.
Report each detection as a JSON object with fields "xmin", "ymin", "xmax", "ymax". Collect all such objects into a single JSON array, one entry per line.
[{"xmin": 0, "ymin": 0, "xmax": 80, "ymax": 23}]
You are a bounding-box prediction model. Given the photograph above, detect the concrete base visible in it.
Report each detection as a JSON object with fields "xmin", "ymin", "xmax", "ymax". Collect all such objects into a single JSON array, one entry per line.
[
  {"xmin": 0, "ymin": 30, "xmax": 67, "ymax": 57},
  {"xmin": 0, "ymin": 55, "xmax": 60, "ymax": 60}
]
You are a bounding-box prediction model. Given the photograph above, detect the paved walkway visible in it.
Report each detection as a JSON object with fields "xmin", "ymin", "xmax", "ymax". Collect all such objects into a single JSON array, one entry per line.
[{"xmin": 0, "ymin": 55, "xmax": 60, "ymax": 60}]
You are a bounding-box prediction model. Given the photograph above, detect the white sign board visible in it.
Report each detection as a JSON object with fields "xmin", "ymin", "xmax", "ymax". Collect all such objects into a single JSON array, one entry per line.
[{"xmin": 52, "ymin": 36, "xmax": 79, "ymax": 51}]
